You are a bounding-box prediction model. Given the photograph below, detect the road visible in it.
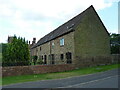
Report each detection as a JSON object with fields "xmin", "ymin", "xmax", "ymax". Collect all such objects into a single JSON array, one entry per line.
[{"xmin": 2, "ymin": 68, "xmax": 119, "ymax": 88}]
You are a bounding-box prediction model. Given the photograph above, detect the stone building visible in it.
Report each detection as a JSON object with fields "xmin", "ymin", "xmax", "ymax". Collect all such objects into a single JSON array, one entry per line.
[
  {"xmin": 31, "ymin": 5, "xmax": 111, "ymax": 68},
  {"xmin": 28, "ymin": 38, "xmax": 36, "ymax": 60},
  {"xmin": 29, "ymin": 38, "xmax": 36, "ymax": 49},
  {"xmin": 8, "ymin": 36, "xmax": 14, "ymax": 43}
]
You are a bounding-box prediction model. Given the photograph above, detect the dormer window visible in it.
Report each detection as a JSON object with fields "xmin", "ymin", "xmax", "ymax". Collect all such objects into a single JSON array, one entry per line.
[{"xmin": 60, "ymin": 38, "xmax": 64, "ymax": 46}]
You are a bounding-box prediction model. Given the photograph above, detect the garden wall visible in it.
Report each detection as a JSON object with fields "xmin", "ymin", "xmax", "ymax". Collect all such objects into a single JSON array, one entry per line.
[
  {"xmin": 2, "ymin": 64, "xmax": 75, "ymax": 77},
  {"xmin": 111, "ymin": 54, "xmax": 120, "ymax": 64},
  {"xmin": 2, "ymin": 54, "xmax": 119, "ymax": 77}
]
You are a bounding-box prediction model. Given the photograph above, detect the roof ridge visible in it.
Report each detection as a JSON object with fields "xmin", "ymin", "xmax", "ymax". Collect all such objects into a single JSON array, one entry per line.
[
  {"xmin": 52, "ymin": 5, "xmax": 94, "ymax": 32},
  {"xmin": 31, "ymin": 5, "xmax": 94, "ymax": 49}
]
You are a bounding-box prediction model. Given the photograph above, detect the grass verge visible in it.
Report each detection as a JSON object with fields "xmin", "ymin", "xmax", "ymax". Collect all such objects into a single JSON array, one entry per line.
[{"xmin": 2, "ymin": 64, "xmax": 120, "ymax": 86}]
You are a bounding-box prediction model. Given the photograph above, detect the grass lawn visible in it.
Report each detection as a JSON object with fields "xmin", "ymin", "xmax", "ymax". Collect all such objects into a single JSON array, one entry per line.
[{"xmin": 2, "ymin": 64, "xmax": 120, "ymax": 86}]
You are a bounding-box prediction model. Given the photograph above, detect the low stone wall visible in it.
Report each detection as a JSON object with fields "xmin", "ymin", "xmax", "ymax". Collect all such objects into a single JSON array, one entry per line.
[
  {"xmin": 2, "ymin": 54, "xmax": 119, "ymax": 77},
  {"xmin": 75, "ymin": 54, "xmax": 120, "ymax": 68},
  {"xmin": 75, "ymin": 56, "xmax": 112, "ymax": 68},
  {"xmin": 111, "ymin": 54, "xmax": 120, "ymax": 64},
  {"xmin": 2, "ymin": 64, "xmax": 75, "ymax": 77}
]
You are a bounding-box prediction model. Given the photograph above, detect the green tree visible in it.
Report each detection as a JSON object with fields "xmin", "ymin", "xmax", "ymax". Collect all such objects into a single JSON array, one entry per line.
[
  {"xmin": 110, "ymin": 33, "xmax": 120, "ymax": 54},
  {"xmin": 2, "ymin": 35, "xmax": 30, "ymax": 66},
  {"xmin": 0, "ymin": 43, "xmax": 2, "ymax": 53},
  {"xmin": 2, "ymin": 43, "xmax": 8, "ymax": 65}
]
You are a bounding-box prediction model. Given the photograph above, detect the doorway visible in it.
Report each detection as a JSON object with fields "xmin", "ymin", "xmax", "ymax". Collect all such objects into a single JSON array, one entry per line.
[{"xmin": 66, "ymin": 52, "xmax": 72, "ymax": 64}]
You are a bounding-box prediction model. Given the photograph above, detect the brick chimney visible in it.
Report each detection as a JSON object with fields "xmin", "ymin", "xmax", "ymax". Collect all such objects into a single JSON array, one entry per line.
[
  {"xmin": 29, "ymin": 41, "xmax": 30, "ymax": 45},
  {"xmin": 32, "ymin": 38, "xmax": 36, "ymax": 45}
]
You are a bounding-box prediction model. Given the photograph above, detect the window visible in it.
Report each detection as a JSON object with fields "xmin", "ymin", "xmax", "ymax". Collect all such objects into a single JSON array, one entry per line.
[
  {"xmin": 44, "ymin": 55, "xmax": 47, "ymax": 60},
  {"xmin": 42, "ymin": 56, "xmax": 44, "ymax": 60},
  {"xmin": 51, "ymin": 54, "xmax": 54, "ymax": 60},
  {"xmin": 44, "ymin": 55, "xmax": 47, "ymax": 64},
  {"xmin": 49, "ymin": 54, "xmax": 55, "ymax": 64},
  {"xmin": 48, "ymin": 55, "xmax": 51, "ymax": 60},
  {"xmin": 66, "ymin": 52, "xmax": 72, "ymax": 64},
  {"xmin": 51, "ymin": 54, "xmax": 55, "ymax": 64},
  {"xmin": 60, "ymin": 38, "xmax": 64, "ymax": 46},
  {"xmin": 52, "ymin": 42, "xmax": 54, "ymax": 48},
  {"xmin": 60, "ymin": 54, "xmax": 64, "ymax": 60}
]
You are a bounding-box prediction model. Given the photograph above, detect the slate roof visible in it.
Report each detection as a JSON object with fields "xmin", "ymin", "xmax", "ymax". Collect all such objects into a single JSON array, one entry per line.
[{"xmin": 31, "ymin": 5, "xmax": 109, "ymax": 49}]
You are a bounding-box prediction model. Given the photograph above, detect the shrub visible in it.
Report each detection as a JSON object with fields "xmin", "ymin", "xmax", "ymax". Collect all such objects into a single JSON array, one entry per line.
[
  {"xmin": 32, "ymin": 55, "xmax": 38, "ymax": 65},
  {"xmin": 37, "ymin": 59, "xmax": 44, "ymax": 65}
]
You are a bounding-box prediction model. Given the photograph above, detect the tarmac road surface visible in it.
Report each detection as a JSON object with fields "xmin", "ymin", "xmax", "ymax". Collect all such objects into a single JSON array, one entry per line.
[{"xmin": 2, "ymin": 68, "xmax": 119, "ymax": 88}]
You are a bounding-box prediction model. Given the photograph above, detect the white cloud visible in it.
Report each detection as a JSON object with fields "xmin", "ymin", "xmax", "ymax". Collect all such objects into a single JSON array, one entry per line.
[
  {"xmin": 0, "ymin": 0, "xmax": 113, "ymax": 43},
  {"xmin": 0, "ymin": 4, "xmax": 14, "ymax": 17}
]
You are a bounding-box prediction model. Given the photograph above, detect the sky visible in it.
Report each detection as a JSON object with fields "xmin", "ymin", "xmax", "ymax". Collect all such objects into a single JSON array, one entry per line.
[{"xmin": 0, "ymin": 0, "xmax": 119, "ymax": 43}]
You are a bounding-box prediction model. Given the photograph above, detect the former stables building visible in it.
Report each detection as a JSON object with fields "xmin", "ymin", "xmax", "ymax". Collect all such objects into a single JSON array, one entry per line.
[{"xmin": 31, "ymin": 5, "xmax": 111, "ymax": 68}]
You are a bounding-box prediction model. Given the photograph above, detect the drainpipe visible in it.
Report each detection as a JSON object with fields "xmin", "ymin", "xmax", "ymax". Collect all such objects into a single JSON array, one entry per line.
[{"xmin": 50, "ymin": 41, "xmax": 52, "ymax": 64}]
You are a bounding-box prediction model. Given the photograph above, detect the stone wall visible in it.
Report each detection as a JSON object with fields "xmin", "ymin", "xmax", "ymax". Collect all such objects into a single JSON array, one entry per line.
[
  {"xmin": 75, "ymin": 56, "xmax": 111, "ymax": 68},
  {"xmin": 111, "ymin": 54, "xmax": 120, "ymax": 64},
  {"xmin": 74, "ymin": 55, "xmax": 119, "ymax": 68},
  {"xmin": 74, "ymin": 5, "xmax": 110, "ymax": 57},
  {"xmin": 33, "ymin": 32, "xmax": 75, "ymax": 65},
  {"xmin": 2, "ymin": 64, "xmax": 75, "ymax": 77},
  {"xmin": 74, "ymin": 6, "xmax": 111, "ymax": 68},
  {"xmin": 2, "ymin": 55, "xmax": 119, "ymax": 77}
]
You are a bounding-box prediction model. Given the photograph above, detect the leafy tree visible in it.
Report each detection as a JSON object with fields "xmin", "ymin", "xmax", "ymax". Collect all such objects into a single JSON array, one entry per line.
[
  {"xmin": 2, "ymin": 43, "xmax": 8, "ymax": 64},
  {"xmin": 0, "ymin": 43, "xmax": 2, "ymax": 53},
  {"xmin": 110, "ymin": 33, "xmax": 120, "ymax": 54},
  {"xmin": 2, "ymin": 35, "xmax": 30, "ymax": 66},
  {"xmin": 0, "ymin": 44, "xmax": 2, "ymax": 65}
]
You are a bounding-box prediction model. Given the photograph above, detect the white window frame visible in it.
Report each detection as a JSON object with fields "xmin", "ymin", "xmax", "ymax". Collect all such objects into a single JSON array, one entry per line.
[{"xmin": 60, "ymin": 38, "xmax": 64, "ymax": 46}]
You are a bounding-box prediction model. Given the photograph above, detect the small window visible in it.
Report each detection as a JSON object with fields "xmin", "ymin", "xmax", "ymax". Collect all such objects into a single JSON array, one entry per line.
[
  {"xmin": 44, "ymin": 55, "xmax": 47, "ymax": 60},
  {"xmin": 60, "ymin": 38, "xmax": 64, "ymax": 46},
  {"xmin": 40, "ymin": 47, "xmax": 41, "ymax": 51},
  {"xmin": 51, "ymin": 54, "xmax": 54, "ymax": 64},
  {"xmin": 48, "ymin": 55, "xmax": 51, "ymax": 60},
  {"xmin": 42, "ymin": 56, "xmax": 44, "ymax": 60},
  {"xmin": 44, "ymin": 55, "xmax": 47, "ymax": 64},
  {"xmin": 60, "ymin": 54, "xmax": 64, "ymax": 60},
  {"xmin": 52, "ymin": 42, "xmax": 54, "ymax": 48},
  {"xmin": 51, "ymin": 54, "xmax": 54, "ymax": 60}
]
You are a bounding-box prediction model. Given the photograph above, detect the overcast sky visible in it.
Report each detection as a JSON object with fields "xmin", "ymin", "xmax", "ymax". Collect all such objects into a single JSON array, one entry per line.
[{"xmin": 0, "ymin": 0, "xmax": 119, "ymax": 43}]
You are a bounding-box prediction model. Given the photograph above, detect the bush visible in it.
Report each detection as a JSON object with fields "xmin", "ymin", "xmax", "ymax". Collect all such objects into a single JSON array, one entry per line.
[
  {"xmin": 32, "ymin": 55, "xmax": 38, "ymax": 65},
  {"xmin": 37, "ymin": 59, "xmax": 44, "ymax": 65}
]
